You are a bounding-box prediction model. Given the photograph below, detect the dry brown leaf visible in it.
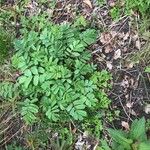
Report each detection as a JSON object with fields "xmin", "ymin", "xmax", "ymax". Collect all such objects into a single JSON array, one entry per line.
[
  {"xmin": 123, "ymin": 47, "xmax": 128, "ymax": 52},
  {"xmin": 126, "ymin": 102, "xmax": 133, "ymax": 108},
  {"xmin": 105, "ymin": 45, "xmax": 113, "ymax": 53},
  {"xmin": 121, "ymin": 78, "xmax": 129, "ymax": 88},
  {"xmin": 125, "ymin": 62, "xmax": 134, "ymax": 69},
  {"xmin": 129, "ymin": 109, "xmax": 137, "ymax": 116},
  {"xmin": 106, "ymin": 61, "xmax": 113, "ymax": 70},
  {"xmin": 135, "ymin": 40, "xmax": 141, "ymax": 50},
  {"xmin": 100, "ymin": 32, "xmax": 112, "ymax": 44},
  {"xmin": 130, "ymin": 78, "xmax": 134, "ymax": 87},
  {"xmin": 108, "ymin": 0, "xmax": 116, "ymax": 7},
  {"xmin": 121, "ymin": 121, "xmax": 130, "ymax": 130},
  {"xmin": 123, "ymin": 33, "xmax": 129, "ymax": 41},
  {"xmin": 132, "ymin": 33, "xmax": 138, "ymax": 41},
  {"xmin": 83, "ymin": 0, "xmax": 92, "ymax": 8},
  {"xmin": 125, "ymin": 94, "xmax": 129, "ymax": 99},
  {"xmin": 110, "ymin": 31, "xmax": 117, "ymax": 38},
  {"xmin": 144, "ymin": 104, "xmax": 150, "ymax": 114},
  {"xmin": 114, "ymin": 49, "xmax": 121, "ymax": 60}
]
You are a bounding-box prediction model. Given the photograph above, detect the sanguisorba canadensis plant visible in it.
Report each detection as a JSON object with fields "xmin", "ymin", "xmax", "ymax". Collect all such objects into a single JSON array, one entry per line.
[{"xmin": 12, "ymin": 22, "xmax": 112, "ymax": 124}]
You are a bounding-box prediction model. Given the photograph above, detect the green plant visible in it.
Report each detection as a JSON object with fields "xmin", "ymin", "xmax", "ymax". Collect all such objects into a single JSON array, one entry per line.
[
  {"xmin": 109, "ymin": 0, "xmax": 150, "ymax": 21},
  {"xmin": 125, "ymin": 0, "xmax": 150, "ymax": 17},
  {"xmin": 11, "ymin": 19, "xmax": 111, "ymax": 125},
  {"xmin": 100, "ymin": 140, "xmax": 111, "ymax": 150},
  {"xmin": 110, "ymin": 7, "xmax": 120, "ymax": 20},
  {"xmin": 50, "ymin": 132, "xmax": 73, "ymax": 150},
  {"xmin": 37, "ymin": 0, "xmax": 56, "ymax": 8},
  {"xmin": 0, "ymin": 28, "xmax": 12, "ymax": 64},
  {"xmin": 82, "ymin": 115, "xmax": 103, "ymax": 139},
  {"xmin": 6, "ymin": 142, "xmax": 23, "ymax": 150},
  {"xmin": 96, "ymin": 0, "xmax": 106, "ymax": 6},
  {"xmin": 145, "ymin": 66, "xmax": 150, "ymax": 73},
  {"xmin": 106, "ymin": 118, "xmax": 150, "ymax": 150},
  {"xmin": 0, "ymin": 82, "xmax": 18, "ymax": 101},
  {"xmin": 74, "ymin": 16, "xmax": 87, "ymax": 28},
  {"xmin": 20, "ymin": 98, "xmax": 39, "ymax": 124}
]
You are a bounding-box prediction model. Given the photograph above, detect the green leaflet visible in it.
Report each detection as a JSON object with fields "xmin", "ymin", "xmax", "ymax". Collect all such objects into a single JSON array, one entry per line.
[
  {"xmin": 0, "ymin": 82, "xmax": 18, "ymax": 100},
  {"xmin": 31, "ymin": 66, "xmax": 38, "ymax": 75},
  {"xmin": 145, "ymin": 66, "xmax": 150, "ymax": 73},
  {"xmin": 21, "ymin": 99, "xmax": 39, "ymax": 124},
  {"xmin": 24, "ymin": 69, "xmax": 32, "ymax": 76},
  {"xmin": 138, "ymin": 142, "xmax": 150, "ymax": 150},
  {"xmin": 33, "ymin": 75, "xmax": 39, "ymax": 86},
  {"xmin": 129, "ymin": 117, "xmax": 147, "ymax": 141},
  {"xmin": 107, "ymin": 117, "xmax": 150, "ymax": 150},
  {"xmin": 81, "ymin": 29, "xmax": 97, "ymax": 45},
  {"xmin": 108, "ymin": 129, "xmax": 133, "ymax": 149},
  {"xmin": 100, "ymin": 140, "xmax": 111, "ymax": 150},
  {"xmin": 46, "ymin": 106, "xmax": 60, "ymax": 122}
]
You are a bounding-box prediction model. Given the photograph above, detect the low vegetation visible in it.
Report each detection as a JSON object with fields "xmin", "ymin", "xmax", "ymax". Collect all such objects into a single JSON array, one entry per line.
[{"xmin": 0, "ymin": 0, "xmax": 150, "ymax": 149}]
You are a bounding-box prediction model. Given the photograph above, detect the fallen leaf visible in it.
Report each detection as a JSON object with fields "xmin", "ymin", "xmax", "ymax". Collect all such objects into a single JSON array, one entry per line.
[
  {"xmin": 130, "ymin": 78, "xmax": 134, "ymax": 87},
  {"xmin": 123, "ymin": 33, "xmax": 129, "ymax": 41},
  {"xmin": 129, "ymin": 109, "xmax": 137, "ymax": 116},
  {"xmin": 83, "ymin": 0, "xmax": 92, "ymax": 8},
  {"xmin": 108, "ymin": 0, "xmax": 116, "ymax": 7},
  {"xmin": 114, "ymin": 49, "xmax": 121, "ymax": 60},
  {"xmin": 144, "ymin": 104, "xmax": 150, "ymax": 114},
  {"xmin": 121, "ymin": 121, "xmax": 130, "ymax": 130},
  {"xmin": 123, "ymin": 47, "xmax": 128, "ymax": 52},
  {"xmin": 47, "ymin": 9, "xmax": 53, "ymax": 16},
  {"xmin": 121, "ymin": 78, "xmax": 129, "ymax": 88},
  {"xmin": 135, "ymin": 40, "xmax": 141, "ymax": 50},
  {"xmin": 104, "ymin": 45, "xmax": 113, "ymax": 53},
  {"xmin": 125, "ymin": 94, "xmax": 129, "ymax": 99},
  {"xmin": 126, "ymin": 102, "xmax": 133, "ymax": 108},
  {"xmin": 110, "ymin": 31, "xmax": 117, "ymax": 38},
  {"xmin": 132, "ymin": 33, "xmax": 138, "ymax": 41},
  {"xmin": 100, "ymin": 32, "xmax": 112, "ymax": 44},
  {"xmin": 125, "ymin": 62, "xmax": 134, "ymax": 69},
  {"xmin": 75, "ymin": 135, "xmax": 84, "ymax": 150},
  {"xmin": 106, "ymin": 61, "xmax": 113, "ymax": 70}
]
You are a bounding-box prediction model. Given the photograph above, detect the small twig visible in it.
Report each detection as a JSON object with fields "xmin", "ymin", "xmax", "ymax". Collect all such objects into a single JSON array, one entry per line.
[
  {"xmin": 0, "ymin": 123, "xmax": 12, "ymax": 135},
  {"xmin": 135, "ymin": 15, "xmax": 141, "ymax": 51},
  {"xmin": 70, "ymin": 119, "xmax": 83, "ymax": 134},
  {"xmin": 1, "ymin": 116, "xmax": 14, "ymax": 125},
  {"xmin": 111, "ymin": 91, "xmax": 133, "ymax": 121},
  {"xmin": 93, "ymin": 140, "xmax": 99, "ymax": 150},
  {"xmin": 119, "ymin": 97, "xmax": 133, "ymax": 121},
  {"xmin": 109, "ymin": 15, "xmax": 128, "ymax": 29},
  {"xmin": 0, "ymin": 125, "xmax": 25, "ymax": 147}
]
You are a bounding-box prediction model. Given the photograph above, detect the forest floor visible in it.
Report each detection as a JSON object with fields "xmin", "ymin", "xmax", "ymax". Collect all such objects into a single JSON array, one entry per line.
[{"xmin": 0, "ymin": 0, "xmax": 150, "ymax": 150}]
